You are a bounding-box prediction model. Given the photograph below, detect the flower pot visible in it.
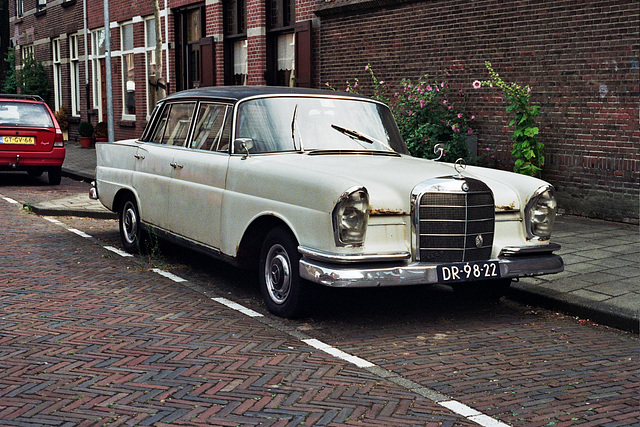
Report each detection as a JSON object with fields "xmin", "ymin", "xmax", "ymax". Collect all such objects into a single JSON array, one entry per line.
[
  {"xmin": 79, "ymin": 136, "xmax": 93, "ymax": 148},
  {"xmin": 95, "ymin": 137, "xmax": 108, "ymax": 143}
]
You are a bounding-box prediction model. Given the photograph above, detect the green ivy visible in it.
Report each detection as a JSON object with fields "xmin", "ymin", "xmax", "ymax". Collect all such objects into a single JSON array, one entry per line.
[{"xmin": 476, "ymin": 62, "xmax": 544, "ymax": 177}]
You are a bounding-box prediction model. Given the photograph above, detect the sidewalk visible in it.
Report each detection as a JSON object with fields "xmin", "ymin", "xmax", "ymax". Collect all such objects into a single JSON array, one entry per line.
[{"xmin": 32, "ymin": 142, "xmax": 640, "ymax": 333}]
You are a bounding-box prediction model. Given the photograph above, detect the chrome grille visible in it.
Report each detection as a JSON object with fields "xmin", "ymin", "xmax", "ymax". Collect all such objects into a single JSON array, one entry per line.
[{"xmin": 416, "ymin": 178, "xmax": 495, "ymax": 263}]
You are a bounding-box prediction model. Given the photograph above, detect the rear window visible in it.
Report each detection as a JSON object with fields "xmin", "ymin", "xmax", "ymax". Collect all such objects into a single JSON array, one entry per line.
[{"xmin": 0, "ymin": 102, "xmax": 54, "ymax": 127}]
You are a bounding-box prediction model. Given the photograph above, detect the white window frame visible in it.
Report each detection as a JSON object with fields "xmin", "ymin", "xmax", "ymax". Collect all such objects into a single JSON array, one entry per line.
[
  {"xmin": 20, "ymin": 45, "xmax": 34, "ymax": 62},
  {"xmin": 121, "ymin": 22, "xmax": 136, "ymax": 120},
  {"xmin": 69, "ymin": 35, "xmax": 81, "ymax": 117},
  {"xmin": 52, "ymin": 38, "xmax": 63, "ymax": 111},
  {"xmin": 16, "ymin": 0, "xmax": 24, "ymax": 17},
  {"xmin": 91, "ymin": 28, "xmax": 106, "ymax": 118},
  {"xmin": 37, "ymin": 0, "xmax": 46, "ymax": 8}
]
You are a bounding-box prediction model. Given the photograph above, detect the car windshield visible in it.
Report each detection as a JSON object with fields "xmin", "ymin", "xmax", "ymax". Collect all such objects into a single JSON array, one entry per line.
[
  {"xmin": 235, "ymin": 96, "xmax": 407, "ymax": 154},
  {"xmin": 0, "ymin": 102, "xmax": 54, "ymax": 127}
]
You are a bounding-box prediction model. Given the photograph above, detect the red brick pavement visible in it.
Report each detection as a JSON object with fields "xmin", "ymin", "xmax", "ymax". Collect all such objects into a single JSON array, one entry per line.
[{"xmin": 0, "ymin": 199, "xmax": 477, "ymax": 425}]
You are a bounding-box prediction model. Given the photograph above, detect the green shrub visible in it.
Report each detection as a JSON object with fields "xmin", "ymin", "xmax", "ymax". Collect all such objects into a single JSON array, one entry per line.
[{"xmin": 78, "ymin": 121, "xmax": 94, "ymax": 137}]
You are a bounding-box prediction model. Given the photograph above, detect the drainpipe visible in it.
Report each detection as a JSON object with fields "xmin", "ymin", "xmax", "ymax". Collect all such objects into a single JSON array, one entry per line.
[
  {"xmin": 103, "ymin": 0, "xmax": 114, "ymax": 142},
  {"xmin": 83, "ymin": 0, "xmax": 89, "ymax": 117}
]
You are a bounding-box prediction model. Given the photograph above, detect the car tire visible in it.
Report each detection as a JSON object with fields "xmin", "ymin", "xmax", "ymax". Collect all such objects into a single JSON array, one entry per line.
[
  {"xmin": 452, "ymin": 278, "xmax": 512, "ymax": 301},
  {"xmin": 28, "ymin": 169, "xmax": 44, "ymax": 178},
  {"xmin": 259, "ymin": 226, "xmax": 312, "ymax": 318},
  {"xmin": 119, "ymin": 195, "xmax": 145, "ymax": 254},
  {"xmin": 48, "ymin": 167, "xmax": 62, "ymax": 185}
]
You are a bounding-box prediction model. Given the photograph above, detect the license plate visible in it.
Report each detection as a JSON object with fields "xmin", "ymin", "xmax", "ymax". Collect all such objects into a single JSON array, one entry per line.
[
  {"xmin": 0, "ymin": 136, "xmax": 35, "ymax": 145},
  {"xmin": 437, "ymin": 261, "xmax": 500, "ymax": 283}
]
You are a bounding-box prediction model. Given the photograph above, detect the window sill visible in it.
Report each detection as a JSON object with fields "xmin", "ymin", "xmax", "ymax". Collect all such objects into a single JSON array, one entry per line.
[
  {"xmin": 119, "ymin": 119, "xmax": 136, "ymax": 128},
  {"xmin": 35, "ymin": 9, "xmax": 47, "ymax": 18},
  {"xmin": 62, "ymin": 0, "xmax": 77, "ymax": 8}
]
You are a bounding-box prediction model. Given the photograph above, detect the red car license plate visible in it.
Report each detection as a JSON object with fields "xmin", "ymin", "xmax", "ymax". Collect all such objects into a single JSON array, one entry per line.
[
  {"xmin": 0, "ymin": 136, "xmax": 35, "ymax": 145},
  {"xmin": 437, "ymin": 261, "xmax": 500, "ymax": 283}
]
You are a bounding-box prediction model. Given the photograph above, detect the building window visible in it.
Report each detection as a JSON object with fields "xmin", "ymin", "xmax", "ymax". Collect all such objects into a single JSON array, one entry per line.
[
  {"xmin": 37, "ymin": 0, "xmax": 46, "ymax": 8},
  {"xmin": 91, "ymin": 28, "xmax": 106, "ymax": 118},
  {"xmin": 175, "ymin": 5, "xmax": 205, "ymax": 91},
  {"xmin": 224, "ymin": 0, "xmax": 247, "ymax": 85},
  {"xmin": 52, "ymin": 38, "xmax": 62, "ymax": 111},
  {"xmin": 145, "ymin": 18, "xmax": 158, "ymax": 116},
  {"xmin": 121, "ymin": 22, "xmax": 135, "ymax": 117},
  {"xmin": 69, "ymin": 35, "xmax": 80, "ymax": 116},
  {"xmin": 266, "ymin": 0, "xmax": 294, "ymax": 87},
  {"xmin": 20, "ymin": 45, "xmax": 34, "ymax": 62},
  {"xmin": 16, "ymin": 0, "xmax": 24, "ymax": 17}
]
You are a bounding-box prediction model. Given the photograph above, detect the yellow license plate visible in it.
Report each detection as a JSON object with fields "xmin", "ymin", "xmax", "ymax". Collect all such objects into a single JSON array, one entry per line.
[{"xmin": 1, "ymin": 136, "xmax": 35, "ymax": 145}]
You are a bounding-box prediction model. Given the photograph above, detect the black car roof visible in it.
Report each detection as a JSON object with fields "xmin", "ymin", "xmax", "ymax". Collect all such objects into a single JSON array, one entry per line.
[{"xmin": 162, "ymin": 86, "xmax": 372, "ymax": 103}]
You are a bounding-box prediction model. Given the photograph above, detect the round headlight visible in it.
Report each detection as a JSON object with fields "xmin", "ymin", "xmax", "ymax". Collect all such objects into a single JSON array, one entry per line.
[
  {"xmin": 526, "ymin": 185, "xmax": 557, "ymax": 239},
  {"xmin": 333, "ymin": 187, "xmax": 369, "ymax": 246}
]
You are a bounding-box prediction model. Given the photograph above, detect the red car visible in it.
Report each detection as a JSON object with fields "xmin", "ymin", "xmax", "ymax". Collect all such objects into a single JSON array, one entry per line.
[{"xmin": 0, "ymin": 94, "xmax": 66, "ymax": 185}]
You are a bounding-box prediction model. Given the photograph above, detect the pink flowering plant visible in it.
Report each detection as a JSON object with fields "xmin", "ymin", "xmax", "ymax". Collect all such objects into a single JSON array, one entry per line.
[
  {"xmin": 474, "ymin": 62, "xmax": 544, "ymax": 177},
  {"xmin": 332, "ymin": 64, "xmax": 473, "ymax": 161}
]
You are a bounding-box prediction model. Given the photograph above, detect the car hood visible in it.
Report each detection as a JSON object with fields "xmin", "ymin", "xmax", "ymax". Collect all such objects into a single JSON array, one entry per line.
[{"xmin": 237, "ymin": 152, "xmax": 549, "ymax": 214}]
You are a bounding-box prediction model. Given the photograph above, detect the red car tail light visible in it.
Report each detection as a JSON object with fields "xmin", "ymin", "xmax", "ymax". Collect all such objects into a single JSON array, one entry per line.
[{"xmin": 54, "ymin": 129, "xmax": 65, "ymax": 147}]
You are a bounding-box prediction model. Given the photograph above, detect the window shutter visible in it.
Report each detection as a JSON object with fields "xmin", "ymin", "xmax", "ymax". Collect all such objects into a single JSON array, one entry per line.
[
  {"xmin": 294, "ymin": 20, "xmax": 312, "ymax": 88},
  {"xmin": 199, "ymin": 37, "xmax": 216, "ymax": 87}
]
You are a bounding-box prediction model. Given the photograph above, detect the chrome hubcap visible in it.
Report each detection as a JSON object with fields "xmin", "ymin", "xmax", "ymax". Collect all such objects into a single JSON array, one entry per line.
[
  {"xmin": 123, "ymin": 202, "xmax": 138, "ymax": 245},
  {"xmin": 265, "ymin": 244, "xmax": 291, "ymax": 304}
]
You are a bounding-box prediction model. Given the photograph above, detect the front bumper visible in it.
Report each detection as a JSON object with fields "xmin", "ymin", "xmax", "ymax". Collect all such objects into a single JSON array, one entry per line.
[{"xmin": 300, "ymin": 253, "xmax": 564, "ymax": 288}]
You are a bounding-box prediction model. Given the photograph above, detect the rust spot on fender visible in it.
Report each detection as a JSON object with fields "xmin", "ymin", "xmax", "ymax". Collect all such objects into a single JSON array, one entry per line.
[
  {"xmin": 495, "ymin": 202, "xmax": 516, "ymax": 211},
  {"xmin": 369, "ymin": 207, "xmax": 408, "ymax": 216}
]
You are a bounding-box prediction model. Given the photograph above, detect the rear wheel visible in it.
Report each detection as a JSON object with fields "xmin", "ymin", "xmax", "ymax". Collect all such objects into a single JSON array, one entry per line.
[
  {"xmin": 119, "ymin": 195, "xmax": 145, "ymax": 253},
  {"xmin": 47, "ymin": 167, "xmax": 62, "ymax": 185},
  {"xmin": 28, "ymin": 169, "xmax": 43, "ymax": 178},
  {"xmin": 259, "ymin": 227, "xmax": 312, "ymax": 318}
]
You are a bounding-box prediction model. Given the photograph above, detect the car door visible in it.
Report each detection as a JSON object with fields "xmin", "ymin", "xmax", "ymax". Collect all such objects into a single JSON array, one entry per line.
[
  {"xmin": 132, "ymin": 101, "xmax": 196, "ymax": 230},
  {"xmin": 167, "ymin": 102, "xmax": 232, "ymax": 249}
]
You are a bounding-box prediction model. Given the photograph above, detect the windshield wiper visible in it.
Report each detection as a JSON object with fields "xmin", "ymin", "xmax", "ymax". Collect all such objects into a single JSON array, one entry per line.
[
  {"xmin": 331, "ymin": 124, "xmax": 394, "ymax": 151},
  {"xmin": 291, "ymin": 104, "xmax": 304, "ymax": 152}
]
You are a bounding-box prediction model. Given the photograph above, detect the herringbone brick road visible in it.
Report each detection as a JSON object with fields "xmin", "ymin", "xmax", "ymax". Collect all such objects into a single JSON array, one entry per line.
[{"xmin": 0, "ymin": 200, "xmax": 475, "ymax": 425}]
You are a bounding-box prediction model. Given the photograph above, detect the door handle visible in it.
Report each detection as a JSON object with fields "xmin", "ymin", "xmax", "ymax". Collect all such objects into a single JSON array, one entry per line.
[
  {"xmin": 170, "ymin": 162, "xmax": 183, "ymax": 169},
  {"xmin": 134, "ymin": 154, "xmax": 145, "ymax": 160}
]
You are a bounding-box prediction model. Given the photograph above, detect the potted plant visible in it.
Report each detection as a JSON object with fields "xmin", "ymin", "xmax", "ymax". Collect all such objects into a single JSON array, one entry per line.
[
  {"xmin": 78, "ymin": 121, "xmax": 94, "ymax": 148},
  {"xmin": 94, "ymin": 121, "xmax": 108, "ymax": 142},
  {"xmin": 54, "ymin": 105, "xmax": 69, "ymax": 141}
]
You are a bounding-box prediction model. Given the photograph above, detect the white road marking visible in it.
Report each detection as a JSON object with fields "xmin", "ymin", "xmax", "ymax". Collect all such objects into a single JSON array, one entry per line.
[
  {"xmin": 103, "ymin": 245, "xmax": 133, "ymax": 257},
  {"xmin": 152, "ymin": 268, "xmax": 187, "ymax": 283},
  {"xmin": 302, "ymin": 338, "xmax": 374, "ymax": 368},
  {"xmin": 212, "ymin": 297, "xmax": 263, "ymax": 318},
  {"xmin": 1, "ymin": 196, "xmax": 18, "ymax": 204},
  {"xmin": 68, "ymin": 228, "xmax": 92, "ymax": 238}
]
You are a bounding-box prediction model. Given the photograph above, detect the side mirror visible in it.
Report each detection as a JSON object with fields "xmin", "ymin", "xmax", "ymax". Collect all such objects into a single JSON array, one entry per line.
[
  {"xmin": 233, "ymin": 138, "xmax": 254, "ymax": 159},
  {"xmin": 433, "ymin": 143, "xmax": 446, "ymax": 161}
]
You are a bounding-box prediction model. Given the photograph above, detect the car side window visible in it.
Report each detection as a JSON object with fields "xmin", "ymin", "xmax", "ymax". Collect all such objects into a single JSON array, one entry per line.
[
  {"xmin": 190, "ymin": 103, "xmax": 230, "ymax": 151},
  {"xmin": 148, "ymin": 102, "xmax": 196, "ymax": 146}
]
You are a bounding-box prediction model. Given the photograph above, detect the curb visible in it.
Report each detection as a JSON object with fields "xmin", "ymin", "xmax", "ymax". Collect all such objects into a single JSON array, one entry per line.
[
  {"xmin": 508, "ymin": 284, "xmax": 639, "ymax": 334},
  {"xmin": 26, "ymin": 203, "xmax": 118, "ymax": 219}
]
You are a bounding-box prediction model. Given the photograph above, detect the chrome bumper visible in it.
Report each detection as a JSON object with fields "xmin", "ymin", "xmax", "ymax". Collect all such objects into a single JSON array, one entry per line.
[{"xmin": 299, "ymin": 254, "xmax": 564, "ymax": 288}]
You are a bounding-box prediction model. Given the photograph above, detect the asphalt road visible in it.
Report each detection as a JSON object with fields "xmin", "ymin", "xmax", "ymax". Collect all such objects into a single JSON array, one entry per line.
[{"xmin": 1, "ymin": 172, "xmax": 638, "ymax": 426}]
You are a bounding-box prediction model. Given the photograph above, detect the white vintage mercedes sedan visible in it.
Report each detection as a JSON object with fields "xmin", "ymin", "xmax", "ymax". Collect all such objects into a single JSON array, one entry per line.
[{"xmin": 92, "ymin": 87, "xmax": 563, "ymax": 318}]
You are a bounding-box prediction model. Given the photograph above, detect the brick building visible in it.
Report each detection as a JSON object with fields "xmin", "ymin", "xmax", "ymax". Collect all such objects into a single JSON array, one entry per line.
[
  {"xmin": 7, "ymin": 0, "xmax": 320, "ymax": 139},
  {"xmin": 6, "ymin": 0, "xmax": 639, "ymax": 222},
  {"xmin": 316, "ymin": 0, "xmax": 639, "ymax": 222}
]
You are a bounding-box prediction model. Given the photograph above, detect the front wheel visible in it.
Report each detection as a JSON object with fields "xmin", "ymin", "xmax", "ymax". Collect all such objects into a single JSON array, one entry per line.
[
  {"xmin": 259, "ymin": 227, "xmax": 311, "ymax": 318},
  {"xmin": 119, "ymin": 195, "xmax": 145, "ymax": 253}
]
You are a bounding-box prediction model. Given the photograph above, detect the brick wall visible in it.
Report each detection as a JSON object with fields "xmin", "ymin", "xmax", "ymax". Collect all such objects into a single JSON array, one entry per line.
[{"xmin": 316, "ymin": 0, "xmax": 639, "ymax": 223}]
